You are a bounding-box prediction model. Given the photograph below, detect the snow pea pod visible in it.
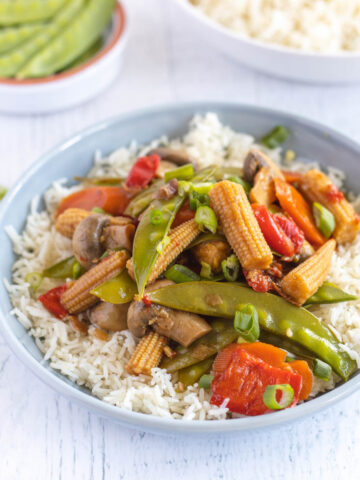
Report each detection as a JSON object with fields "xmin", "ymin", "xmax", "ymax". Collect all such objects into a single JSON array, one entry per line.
[
  {"xmin": 177, "ymin": 356, "xmax": 215, "ymax": 386},
  {"xmin": 18, "ymin": 0, "xmax": 115, "ymax": 78},
  {"xmin": 133, "ymin": 167, "xmax": 217, "ymax": 297},
  {"xmin": 161, "ymin": 320, "xmax": 238, "ymax": 372},
  {"xmin": 305, "ymin": 282, "xmax": 357, "ymax": 305},
  {"xmin": 43, "ymin": 256, "xmax": 84, "ymax": 280},
  {"xmin": 0, "ymin": 0, "xmax": 66, "ymax": 26},
  {"xmin": 90, "ymin": 270, "xmax": 137, "ymax": 304},
  {"xmin": 63, "ymin": 37, "xmax": 103, "ymax": 72},
  {"xmin": 0, "ymin": 0, "xmax": 84, "ymax": 77},
  {"xmin": 0, "ymin": 24, "xmax": 44, "ymax": 55},
  {"xmin": 124, "ymin": 180, "xmax": 164, "ymax": 218},
  {"xmin": 148, "ymin": 282, "xmax": 356, "ymax": 380}
]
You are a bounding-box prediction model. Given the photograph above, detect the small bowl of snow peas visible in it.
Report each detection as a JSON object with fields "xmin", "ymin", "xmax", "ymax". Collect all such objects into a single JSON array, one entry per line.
[{"xmin": 0, "ymin": 0, "xmax": 128, "ymax": 113}]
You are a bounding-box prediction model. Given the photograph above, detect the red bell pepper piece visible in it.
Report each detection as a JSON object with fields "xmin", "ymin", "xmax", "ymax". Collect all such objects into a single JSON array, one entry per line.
[
  {"xmin": 126, "ymin": 154, "xmax": 160, "ymax": 189},
  {"xmin": 210, "ymin": 344, "xmax": 302, "ymax": 416},
  {"xmin": 38, "ymin": 284, "xmax": 68, "ymax": 320},
  {"xmin": 172, "ymin": 200, "xmax": 195, "ymax": 228},
  {"xmin": 56, "ymin": 186, "xmax": 135, "ymax": 217},
  {"xmin": 252, "ymin": 204, "xmax": 295, "ymax": 257},
  {"xmin": 272, "ymin": 214, "xmax": 304, "ymax": 254}
]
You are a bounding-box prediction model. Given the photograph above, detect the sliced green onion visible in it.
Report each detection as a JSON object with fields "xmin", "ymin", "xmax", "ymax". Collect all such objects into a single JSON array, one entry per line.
[
  {"xmin": 91, "ymin": 206, "xmax": 106, "ymax": 214},
  {"xmin": 164, "ymin": 164, "xmax": 194, "ymax": 182},
  {"xmin": 189, "ymin": 191, "xmax": 210, "ymax": 211},
  {"xmin": 227, "ymin": 176, "xmax": 251, "ymax": 193},
  {"xmin": 164, "ymin": 264, "xmax": 200, "ymax": 283},
  {"xmin": 0, "ymin": 186, "xmax": 7, "ymax": 200},
  {"xmin": 261, "ymin": 126, "xmax": 290, "ymax": 149},
  {"xmin": 192, "ymin": 182, "xmax": 214, "ymax": 195},
  {"xmin": 25, "ymin": 272, "xmax": 43, "ymax": 291},
  {"xmin": 200, "ymin": 261, "xmax": 213, "ymax": 279},
  {"xmin": 313, "ymin": 359, "xmax": 331, "ymax": 381},
  {"xmin": 150, "ymin": 208, "xmax": 164, "ymax": 225},
  {"xmin": 234, "ymin": 304, "xmax": 260, "ymax": 343},
  {"xmin": 72, "ymin": 261, "xmax": 83, "ymax": 279},
  {"xmin": 312, "ymin": 202, "xmax": 336, "ymax": 239},
  {"xmin": 221, "ymin": 254, "xmax": 240, "ymax": 282},
  {"xmin": 195, "ymin": 205, "xmax": 218, "ymax": 233},
  {"xmin": 199, "ymin": 374, "xmax": 214, "ymax": 389},
  {"xmin": 178, "ymin": 180, "xmax": 192, "ymax": 197},
  {"xmin": 263, "ymin": 384, "xmax": 294, "ymax": 410}
]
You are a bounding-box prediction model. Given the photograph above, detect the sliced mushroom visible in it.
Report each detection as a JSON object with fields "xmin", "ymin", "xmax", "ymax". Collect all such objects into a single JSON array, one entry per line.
[
  {"xmin": 148, "ymin": 147, "xmax": 198, "ymax": 170},
  {"xmin": 127, "ymin": 280, "xmax": 211, "ymax": 346},
  {"xmin": 243, "ymin": 148, "xmax": 285, "ymax": 183},
  {"xmin": 72, "ymin": 214, "xmax": 110, "ymax": 269},
  {"xmin": 249, "ymin": 167, "xmax": 277, "ymax": 206},
  {"xmin": 155, "ymin": 160, "xmax": 177, "ymax": 179},
  {"xmin": 89, "ymin": 302, "xmax": 129, "ymax": 331},
  {"xmin": 102, "ymin": 224, "xmax": 135, "ymax": 252}
]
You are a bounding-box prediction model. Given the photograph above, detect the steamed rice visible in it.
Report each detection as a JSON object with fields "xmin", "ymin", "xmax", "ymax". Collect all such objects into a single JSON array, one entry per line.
[
  {"xmin": 189, "ymin": 0, "xmax": 360, "ymax": 53},
  {"xmin": 5, "ymin": 113, "xmax": 360, "ymax": 419}
]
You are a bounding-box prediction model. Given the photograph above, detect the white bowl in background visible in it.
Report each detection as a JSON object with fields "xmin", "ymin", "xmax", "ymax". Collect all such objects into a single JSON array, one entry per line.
[
  {"xmin": 171, "ymin": 0, "xmax": 360, "ymax": 84},
  {"xmin": 0, "ymin": 1, "xmax": 128, "ymax": 114}
]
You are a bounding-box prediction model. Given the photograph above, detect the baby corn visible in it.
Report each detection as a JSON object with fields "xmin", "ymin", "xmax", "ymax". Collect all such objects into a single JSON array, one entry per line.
[
  {"xmin": 209, "ymin": 180, "xmax": 273, "ymax": 270},
  {"xmin": 126, "ymin": 331, "xmax": 167, "ymax": 376},
  {"xmin": 299, "ymin": 169, "xmax": 360, "ymax": 244},
  {"xmin": 55, "ymin": 208, "xmax": 132, "ymax": 239},
  {"xmin": 61, "ymin": 250, "xmax": 130, "ymax": 313},
  {"xmin": 281, "ymin": 239, "xmax": 336, "ymax": 305},
  {"xmin": 127, "ymin": 219, "xmax": 200, "ymax": 285}
]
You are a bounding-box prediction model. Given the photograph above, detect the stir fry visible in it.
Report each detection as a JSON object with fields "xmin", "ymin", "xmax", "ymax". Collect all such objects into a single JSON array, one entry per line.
[{"xmin": 32, "ymin": 135, "xmax": 360, "ymax": 417}]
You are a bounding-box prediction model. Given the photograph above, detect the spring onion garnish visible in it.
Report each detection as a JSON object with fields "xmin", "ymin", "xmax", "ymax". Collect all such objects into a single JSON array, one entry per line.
[
  {"xmin": 178, "ymin": 180, "xmax": 192, "ymax": 197},
  {"xmin": 91, "ymin": 206, "xmax": 106, "ymax": 214},
  {"xmin": 199, "ymin": 374, "xmax": 214, "ymax": 389},
  {"xmin": 313, "ymin": 359, "xmax": 332, "ymax": 381},
  {"xmin": 227, "ymin": 176, "xmax": 251, "ymax": 193},
  {"xmin": 263, "ymin": 384, "xmax": 294, "ymax": 410},
  {"xmin": 195, "ymin": 205, "xmax": 218, "ymax": 233},
  {"xmin": 261, "ymin": 126, "xmax": 290, "ymax": 149},
  {"xmin": 200, "ymin": 261, "xmax": 213, "ymax": 279},
  {"xmin": 192, "ymin": 182, "xmax": 214, "ymax": 195},
  {"xmin": 150, "ymin": 208, "xmax": 164, "ymax": 225},
  {"xmin": 156, "ymin": 235, "xmax": 170, "ymax": 254},
  {"xmin": 221, "ymin": 254, "xmax": 240, "ymax": 282},
  {"xmin": 72, "ymin": 261, "xmax": 83, "ymax": 280},
  {"xmin": 0, "ymin": 186, "xmax": 7, "ymax": 201},
  {"xmin": 164, "ymin": 164, "xmax": 194, "ymax": 182},
  {"xmin": 234, "ymin": 304, "xmax": 260, "ymax": 343},
  {"xmin": 189, "ymin": 191, "xmax": 210, "ymax": 211},
  {"xmin": 25, "ymin": 272, "xmax": 43, "ymax": 291},
  {"xmin": 312, "ymin": 202, "xmax": 335, "ymax": 239},
  {"xmin": 164, "ymin": 264, "xmax": 200, "ymax": 283}
]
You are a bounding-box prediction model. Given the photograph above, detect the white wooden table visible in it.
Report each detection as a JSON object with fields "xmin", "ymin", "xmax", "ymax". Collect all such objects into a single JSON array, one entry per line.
[{"xmin": 2, "ymin": 1, "xmax": 360, "ymax": 478}]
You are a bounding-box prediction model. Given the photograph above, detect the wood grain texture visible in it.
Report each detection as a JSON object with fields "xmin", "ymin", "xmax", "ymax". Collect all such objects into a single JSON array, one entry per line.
[{"xmin": 1, "ymin": 0, "xmax": 360, "ymax": 478}]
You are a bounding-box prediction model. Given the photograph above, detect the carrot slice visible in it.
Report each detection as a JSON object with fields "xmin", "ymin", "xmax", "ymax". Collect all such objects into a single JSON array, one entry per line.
[
  {"xmin": 274, "ymin": 178, "xmax": 326, "ymax": 246},
  {"xmin": 239, "ymin": 342, "xmax": 287, "ymax": 368}
]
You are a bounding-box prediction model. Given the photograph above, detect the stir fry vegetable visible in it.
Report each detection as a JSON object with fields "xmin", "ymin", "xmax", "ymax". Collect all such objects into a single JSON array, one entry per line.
[
  {"xmin": 148, "ymin": 281, "xmax": 356, "ymax": 380},
  {"xmin": 261, "ymin": 126, "xmax": 290, "ymax": 149}
]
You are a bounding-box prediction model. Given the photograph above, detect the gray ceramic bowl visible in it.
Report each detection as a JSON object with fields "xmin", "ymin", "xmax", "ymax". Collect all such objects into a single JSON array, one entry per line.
[{"xmin": 0, "ymin": 103, "xmax": 359, "ymax": 434}]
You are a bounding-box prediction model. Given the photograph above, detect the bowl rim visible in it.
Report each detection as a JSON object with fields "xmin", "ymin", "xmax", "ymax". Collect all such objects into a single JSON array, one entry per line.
[
  {"xmin": 1, "ymin": 101, "xmax": 360, "ymax": 434},
  {"xmin": 0, "ymin": 1, "xmax": 127, "ymax": 86},
  {"xmin": 172, "ymin": 0, "xmax": 360, "ymax": 59}
]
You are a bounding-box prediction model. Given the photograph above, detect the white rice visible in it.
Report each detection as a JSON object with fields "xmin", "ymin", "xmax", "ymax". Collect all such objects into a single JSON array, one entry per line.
[
  {"xmin": 189, "ymin": 0, "xmax": 360, "ymax": 53},
  {"xmin": 5, "ymin": 114, "xmax": 360, "ymax": 419}
]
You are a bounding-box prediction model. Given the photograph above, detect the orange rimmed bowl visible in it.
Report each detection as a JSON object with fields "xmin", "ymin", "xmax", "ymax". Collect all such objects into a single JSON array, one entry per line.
[{"xmin": 0, "ymin": 1, "xmax": 128, "ymax": 114}]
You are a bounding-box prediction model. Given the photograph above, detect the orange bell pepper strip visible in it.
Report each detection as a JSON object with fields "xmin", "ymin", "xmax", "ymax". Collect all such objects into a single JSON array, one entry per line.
[
  {"xmin": 274, "ymin": 178, "xmax": 326, "ymax": 246},
  {"xmin": 56, "ymin": 186, "xmax": 136, "ymax": 217}
]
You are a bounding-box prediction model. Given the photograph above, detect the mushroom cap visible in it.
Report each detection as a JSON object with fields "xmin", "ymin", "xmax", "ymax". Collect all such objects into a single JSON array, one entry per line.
[
  {"xmin": 90, "ymin": 302, "xmax": 129, "ymax": 332},
  {"xmin": 72, "ymin": 213, "xmax": 110, "ymax": 269}
]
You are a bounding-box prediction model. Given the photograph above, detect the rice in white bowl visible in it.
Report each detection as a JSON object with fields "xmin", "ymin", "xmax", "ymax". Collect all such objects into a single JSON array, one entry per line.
[
  {"xmin": 188, "ymin": 0, "xmax": 360, "ymax": 53},
  {"xmin": 5, "ymin": 114, "xmax": 360, "ymax": 419}
]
